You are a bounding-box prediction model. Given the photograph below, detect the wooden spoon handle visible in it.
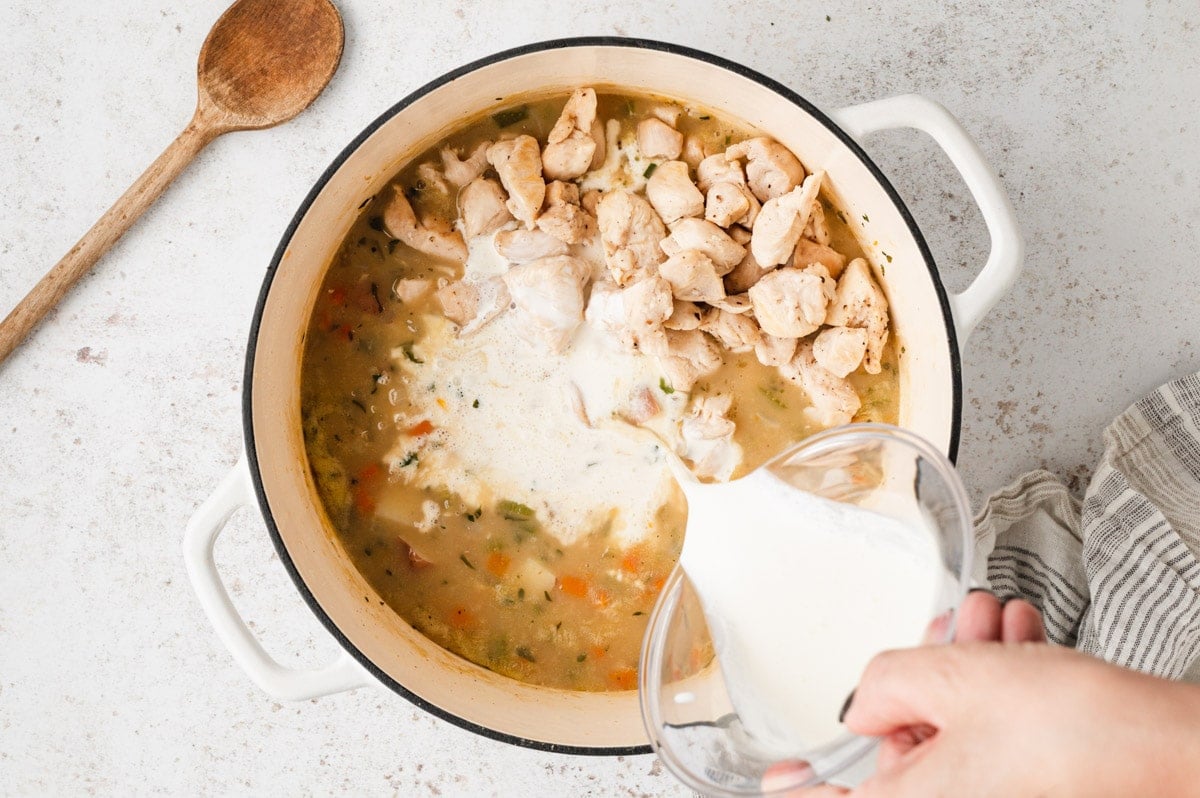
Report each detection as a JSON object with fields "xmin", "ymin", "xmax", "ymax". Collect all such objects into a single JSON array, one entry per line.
[{"xmin": 0, "ymin": 115, "xmax": 218, "ymax": 364}]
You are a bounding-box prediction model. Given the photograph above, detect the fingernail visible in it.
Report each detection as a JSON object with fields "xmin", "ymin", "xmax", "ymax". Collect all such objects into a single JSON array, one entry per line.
[
  {"xmin": 968, "ymin": 587, "xmax": 995, "ymax": 596},
  {"xmin": 838, "ymin": 690, "xmax": 856, "ymax": 723}
]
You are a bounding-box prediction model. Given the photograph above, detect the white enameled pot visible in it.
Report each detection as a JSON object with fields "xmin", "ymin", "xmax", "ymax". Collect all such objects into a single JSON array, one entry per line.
[{"xmin": 183, "ymin": 38, "xmax": 1022, "ymax": 755}]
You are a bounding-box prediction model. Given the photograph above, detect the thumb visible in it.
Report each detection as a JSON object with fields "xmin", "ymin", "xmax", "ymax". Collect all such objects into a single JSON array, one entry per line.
[{"xmin": 843, "ymin": 644, "xmax": 982, "ymax": 737}]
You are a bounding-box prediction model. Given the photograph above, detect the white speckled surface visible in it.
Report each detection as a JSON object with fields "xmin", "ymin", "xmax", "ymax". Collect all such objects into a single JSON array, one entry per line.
[{"xmin": 2, "ymin": 1, "xmax": 1197, "ymax": 794}]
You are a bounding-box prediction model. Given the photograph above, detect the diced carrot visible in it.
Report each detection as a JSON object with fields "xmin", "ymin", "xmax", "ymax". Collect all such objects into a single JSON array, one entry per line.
[
  {"xmin": 353, "ymin": 485, "xmax": 376, "ymax": 515},
  {"xmin": 589, "ymin": 645, "xmax": 608, "ymax": 660},
  {"xmin": 486, "ymin": 551, "xmax": 511, "ymax": 577},
  {"xmin": 328, "ymin": 287, "xmax": 347, "ymax": 306},
  {"xmin": 406, "ymin": 419, "xmax": 435, "ymax": 437},
  {"xmin": 559, "ymin": 575, "xmax": 590, "ymax": 598},
  {"xmin": 609, "ymin": 666, "xmax": 638, "ymax": 691},
  {"xmin": 647, "ymin": 575, "xmax": 667, "ymax": 596},
  {"xmin": 619, "ymin": 549, "xmax": 641, "ymax": 575},
  {"xmin": 448, "ymin": 606, "xmax": 473, "ymax": 630},
  {"xmin": 357, "ymin": 463, "xmax": 381, "ymax": 481}
]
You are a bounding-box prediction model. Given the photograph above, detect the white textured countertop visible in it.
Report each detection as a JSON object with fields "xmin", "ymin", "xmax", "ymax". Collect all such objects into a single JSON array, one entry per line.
[{"xmin": 2, "ymin": 1, "xmax": 1197, "ymax": 794}]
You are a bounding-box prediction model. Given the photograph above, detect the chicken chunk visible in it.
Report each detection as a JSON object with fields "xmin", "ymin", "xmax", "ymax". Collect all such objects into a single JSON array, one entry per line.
[
  {"xmin": 751, "ymin": 172, "xmax": 824, "ymax": 267},
  {"xmin": 755, "ymin": 334, "xmax": 798, "ymax": 367},
  {"xmin": 725, "ymin": 137, "xmax": 807, "ymax": 202},
  {"xmin": 804, "ymin": 200, "xmax": 831, "ymax": 246},
  {"xmin": 392, "ymin": 278, "xmax": 432, "ymax": 304},
  {"xmin": 416, "ymin": 162, "xmax": 449, "ymax": 194},
  {"xmin": 665, "ymin": 300, "xmax": 704, "ymax": 330},
  {"xmin": 503, "ymin": 255, "xmax": 591, "ymax": 353},
  {"xmin": 680, "ymin": 394, "xmax": 743, "ymax": 482},
  {"xmin": 710, "ymin": 293, "xmax": 753, "ymax": 314},
  {"xmin": 658, "ymin": 329, "xmax": 722, "ymax": 392},
  {"xmin": 458, "ymin": 177, "xmax": 513, "ymax": 239},
  {"xmin": 793, "ymin": 237, "xmax": 848, "ymax": 279},
  {"xmin": 659, "ymin": 250, "xmax": 726, "ymax": 304},
  {"xmin": 813, "ymin": 326, "xmax": 869, "ymax": 377},
  {"xmin": 780, "ymin": 340, "xmax": 861, "ymax": 427},
  {"xmin": 705, "ymin": 181, "xmax": 751, "ymax": 228},
  {"xmin": 536, "ymin": 182, "xmax": 595, "ymax": 244},
  {"xmin": 646, "ymin": 161, "xmax": 705, "ymax": 224},
  {"xmin": 823, "ymin": 258, "xmax": 890, "ymax": 374},
  {"xmin": 585, "ymin": 277, "xmax": 673, "ymax": 354},
  {"xmin": 588, "ymin": 119, "xmax": 606, "ymax": 170},
  {"xmin": 435, "ymin": 276, "xmax": 511, "ymax": 335},
  {"xmin": 596, "ymin": 190, "xmax": 668, "ymax": 285},
  {"xmin": 681, "ymin": 134, "xmax": 715, "ymax": 168},
  {"xmin": 441, "ymin": 141, "xmax": 490, "ymax": 187},
  {"xmin": 487, "ymin": 136, "xmax": 546, "ymax": 229},
  {"xmin": 650, "ymin": 105, "xmax": 682, "ymax": 126},
  {"xmin": 723, "ymin": 248, "xmax": 774, "ymax": 293},
  {"xmin": 382, "ymin": 188, "xmax": 468, "ymax": 263},
  {"xmin": 696, "ymin": 153, "xmax": 745, "ymax": 192},
  {"xmin": 660, "ymin": 218, "xmax": 745, "ymax": 275},
  {"xmin": 747, "ymin": 263, "xmax": 836, "ymax": 338},
  {"xmin": 542, "ymin": 88, "xmax": 599, "ymax": 181},
  {"xmin": 637, "ymin": 117, "xmax": 684, "ymax": 160},
  {"xmin": 624, "ymin": 385, "xmax": 663, "ymax": 425},
  {"xmin": 494, "ymin": 228, "xmax": 570, "ymax": 262},
  {"xmin": 699, "ymin": 307, "xmax": 761, "ymax": 353}
]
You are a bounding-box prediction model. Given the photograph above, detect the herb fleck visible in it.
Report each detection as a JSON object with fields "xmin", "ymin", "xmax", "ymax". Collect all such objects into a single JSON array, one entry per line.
[
  {"xmin": 465, "ymin": 508, "xmax": 483, "ymax": 522},
  {"xmin": 643, "ymin": 163, "xmax": 658, "ymax": 179},
  {"xmin": 516, "ymin": 646, "xmax": 536, "ymax": 662},
  {"xmin": 518, "ymin": 588, "xmax": 525, "ymax": 600},
  {"xmin": 350, "ymin": 398, "xmax": 367, "ymax": 413},
  {"xmin": 862, "ymin": 213, "xmax": 870, "ymax": 222},
  {"xmin": 698, "ymin": 115, "xmax": 711, "ymax": 120},
  {"xmin": 399, "ymin": 452, "xmax": 418, "ymax": 468},
  {"xmin": 472, "ymin": 398, "xmax": 480, "ymax": 408},
  {"xmin": 367, "ymin": 215, "xmax": 385, "ymax": 232},
  {"xmin": 544, "ymin": 590, "xmax": 553, "ymax": 602},
  {"xmin": 576, "ymin": 653, "xmax": 587, "ymax": 662},
  {"xmin": 459, "ymin": 553, "xmax": 476, "ymax": 570},
  {"xmin": 659, "ymin": 377, "xmax": 675, "ymax": 395},
  {"xmin": 882, "ymin": 251, "xmax": 893, "ymax": 263},
  {"xmin": 491, "ymin": 105, "xmax": 529, "ymax": 128},
  {"xmin": 498, "ymin": 500, "xmax": 535, "ymax": 521},
  {"xmin": 401, "ymin": 343, "xmax": 424, "ymax": 364}
]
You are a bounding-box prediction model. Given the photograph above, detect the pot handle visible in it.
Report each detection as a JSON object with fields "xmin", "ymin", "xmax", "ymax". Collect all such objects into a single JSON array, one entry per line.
[
  {"xmin": 183, "ymin": 456, "xmax": 373, "ymax": 701},
  {"xmin": 829, "ymin": 94, "xmax": 1024, "ymax": 344}
]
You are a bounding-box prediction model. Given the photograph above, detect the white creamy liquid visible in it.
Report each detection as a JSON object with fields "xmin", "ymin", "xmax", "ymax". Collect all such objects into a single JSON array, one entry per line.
[{"xmin": 677, "ymin": 469, "xmax": 943, "ymax": 753}]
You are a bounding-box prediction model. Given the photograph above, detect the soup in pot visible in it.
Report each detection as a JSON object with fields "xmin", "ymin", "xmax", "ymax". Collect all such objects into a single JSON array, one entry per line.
[{"xmin": 300, "ymin": 88, "xmax": 899, "ymax": 691}]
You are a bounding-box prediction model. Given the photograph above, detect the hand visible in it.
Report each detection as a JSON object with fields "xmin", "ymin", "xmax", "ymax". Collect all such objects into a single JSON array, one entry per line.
[{"xmin": 766, "ymin": 594, "xmax": 1200, "ymax": 797}]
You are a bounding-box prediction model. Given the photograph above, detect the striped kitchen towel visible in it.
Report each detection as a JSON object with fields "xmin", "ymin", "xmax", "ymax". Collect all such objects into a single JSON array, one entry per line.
[{"xmin": 974, "ymin": 371, "xmax": 1200, "ymax": 682}]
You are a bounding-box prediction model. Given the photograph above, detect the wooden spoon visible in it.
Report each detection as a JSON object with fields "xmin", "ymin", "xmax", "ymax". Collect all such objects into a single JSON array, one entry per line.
[{"xmin": 0, "ymin": 0, "xmax": 344, "ymax": 364}]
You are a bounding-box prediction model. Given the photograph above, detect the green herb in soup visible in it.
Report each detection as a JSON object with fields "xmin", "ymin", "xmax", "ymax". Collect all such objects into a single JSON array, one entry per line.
[{"xmin": 300, "ymin": 88, "xmax": 899, "ymax": 692}]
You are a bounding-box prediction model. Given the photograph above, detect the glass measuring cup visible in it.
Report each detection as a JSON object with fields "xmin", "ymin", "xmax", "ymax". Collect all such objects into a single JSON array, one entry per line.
[{"xmin": 638, "ymin": 423, "xmax": 974, "ymax": 795}]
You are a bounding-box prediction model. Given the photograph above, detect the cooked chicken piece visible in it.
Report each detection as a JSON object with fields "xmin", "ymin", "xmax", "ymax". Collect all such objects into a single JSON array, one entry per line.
[
  {"xmin": 755, "ymin": 334, "xmax": 798, "ymax": 367},
  {"xmin": 727, "ymin": 225, "xmax": 752, "ymax": 244},
  {"xmin": 751, "ymin": 172, "xmax": 824, "ymax": 266},
  {"xmin": 824, "ymin": 257, "xmax": 890, "ymax": 374},
  {"xmin": 457, "ymin": 177, "xmax": 513, "ymax": 239},
  {"xmin": 793, "ymin": 237, "xmax": 848, "ymax": 279},
  {"xmin": 737, "ymin": 188, "xmax": 761, "ymax": 228},
  {"xmin": 804, "ymin": 200, "xmax": 831, "ymax": 246},
  {"xmin": 659, "ymin": 250, "xmax": 726, "ymax": 304},
  {"xmin": 487, "ymin": 136, "xmax": 546, "ymax": 229},
  {"xmin": 650, "ymin": 105, "xmax": 682, "ymax": 126},
  {"xmin": 537, "ymin": 182, "xmax": 596, "ymax": 244},
  {"xmin": 747, "ymin": 263, "xmax": 836, "ymax": 338},
  {"xmin": 696, "ymin": 153, "xmax": 746, "ymax": 192},
  {"xmin": 597, "ymin": 190, "xmax": 668, "ymax": 285},
  {"xmin": 546, "ymin": 180, "xmax": 580, "ymax": 206},
  {"xmin": 637, "ymin": 117, "xmax": 684, "ymax": 160},
  {"xmin": 503, "ymin": 255, "xmax": 591, "ymax": 353},
  {"xmin": 584, "ymin": 277, "xmax": 672, "ymax": 354},
  {"xmin": 705, "ymin": 181, "xmax": 751, "ymax": 228},
  {"xmin": 659, "ymin": 329, "xmax": 723, "ymax": 392},
  {"xmin": 646, "ymin": 161, "xmax": 704, "ymax": 224},
  {"xmin": 435, "ymin": 276, "xmax": 511, "ymax": 335},
  {"xmin": 416, "ymin": 162, "xmax": 449, "ymax": 194},
  {"xmin": 382, "ymin": 189, "xmax": 468, "ymax": 263},
  {"xmin": 813, "ymin": 326, "xmax": 869, "ymax": 377},
  {"xmin": 542, "ymin": 88, "xmax": 599, "ymax": 181},
  {"xmin": 680, "ymin": 394, "xmax": 743, "ymax": 481},
  {"xmin": 723, "ymin": 248, "xmax": 774, "ymax": 293},
  {"xmin": 681, "ymin": 134, "xmax": 715, "ymax": 168},
  {"xmin": 624, "ymin": 385, "xmax": 663, "ymax": 425},
  {"xmin": 581, "ymin": 189, "xmax": 602, "ymax": 217},
  {"xmin": 710, "ymin": 293, "xmax": 753, "ymax": 314},
  {"xmin": 494, "ymin": 228, "xmax": 570, "ymax": 262},
  {"xmin": 665, "ymin": 300, "xmax": 704, "ymax": 330},
  {"xmin": 700, "ymin": 307, "xmax": 761, "ymax": 353},
  {"xmin": 780, "ymin": 340, "xmax": 861, "ymax": 427},
  {"xmin": 660, "ymin": 218, "xmax": 745, "ymax": 275},
  {"xmin": 537, "ymin": 203, "xmax": 594, "ymax": 244},
  {"xmin": 588, "ymin": 119, "xmax": 606, "ymax": 170},
  {"xmin": 725, "ymin": 137, "xmax": 807, "ymax": 202},
  {"xmin": 392, "ymin": 278, "xmax": 432, "ymax": 304},
  {"xmin": 441, "ymin": 141, "xmax": 491, "ymax": 187}
]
